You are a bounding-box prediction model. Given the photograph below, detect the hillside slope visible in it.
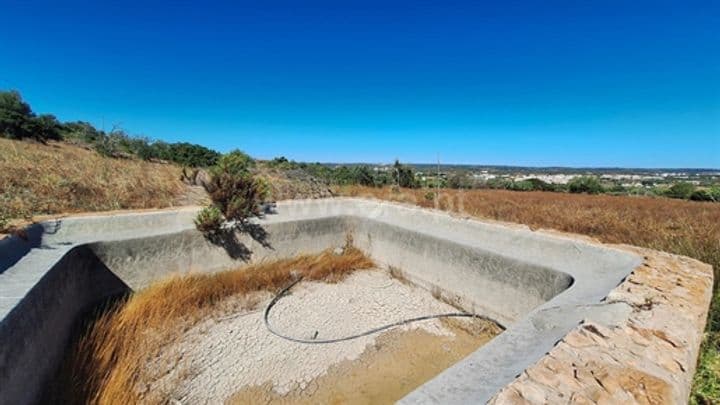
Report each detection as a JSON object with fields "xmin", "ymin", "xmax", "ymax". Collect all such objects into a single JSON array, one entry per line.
[
  {"xmin": 0, "ymin": 139, "xmax": 334, "ymax": 231},
  {"xmin": 0, "ymin": 138, "xmax": 186, "ymax": 228}
]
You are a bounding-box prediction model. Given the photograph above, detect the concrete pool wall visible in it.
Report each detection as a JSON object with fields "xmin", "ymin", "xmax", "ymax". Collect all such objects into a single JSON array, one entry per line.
[{"xmin": 0, "ymin": 198, "xmax": 710, "ymax": 404}]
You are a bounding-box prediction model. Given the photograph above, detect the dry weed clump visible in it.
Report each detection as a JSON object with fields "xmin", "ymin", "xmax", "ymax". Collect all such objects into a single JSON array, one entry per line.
[
  {"xmin": 49, "ymin": 247, "xmax": 373, "ymax": 404},
  {"xmin": 0, "ymin": 138, "xmax": 184, "ymax": 225}
]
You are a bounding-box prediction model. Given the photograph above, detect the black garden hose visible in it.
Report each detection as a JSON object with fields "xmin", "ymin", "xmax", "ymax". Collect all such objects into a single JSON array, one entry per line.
[{"xmin": 263, "ymin": 276, "xmax": 506, "ymax": 344}]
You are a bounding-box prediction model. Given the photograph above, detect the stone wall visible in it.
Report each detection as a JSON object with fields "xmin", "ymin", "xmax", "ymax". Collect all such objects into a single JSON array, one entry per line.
[{"xmin": 490, "ymin": 246, "xmax": 713, "ymax": 404}]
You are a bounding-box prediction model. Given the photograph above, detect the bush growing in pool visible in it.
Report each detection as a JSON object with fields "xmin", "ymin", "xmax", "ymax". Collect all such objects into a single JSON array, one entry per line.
[
  {"xmin": 194, "ymin": 150, "xmax": 268, "ymax": 235},
  {"xmin": 194, "ymin": 206, "xmax": 224, "ymax": 236}
]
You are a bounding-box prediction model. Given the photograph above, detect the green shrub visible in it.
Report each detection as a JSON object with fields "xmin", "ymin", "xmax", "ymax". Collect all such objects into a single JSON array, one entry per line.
[
  {"xmin": 711, "ymin": 186, "xmax": 720, "ymax": 202},
  {"xmin": 213, "ymin": 149, "xmax": 254, "ymax": 177},
  {"xmin": 447, "ymin": 173, "xmax": 473, "ymax": 189},
  {"xmin": 523, "ymin": 178, "xmax": 555, "ymax": 191},
  {"xmin": 0, "ymin": 90, "xmax": 62, "ymax": 141},
  {"xmin": 691, "ymin": 189, "xmax": 714, "ymax": 202},
  {"xmin": 608, "ymin": 183, "xmax": 628, "ymax": 194},
  {"xmin": 194, "ymin": 206, "xmax": 224, "ymax": 236},
  {"xmin": 158, "ymin": 142, "xmax": 220, "ymax": 167},
  {"xmin": 509, "ymin": 180, "xmax": 532, "ymax": 191},
  {"xmin": 485, "ymin": 178, "xmax": 512, "ymax": 190},
  {"xmin": 691, "ymin": 331, "xmax": 720, "ymax": 403},
  {"xmin": 205, "ymin": 170, "xmax": 267, "ymax": 225},
  {"xmin": 30, "ymin": 114, "xmax": 63, "ymax": 141},
  {"xmin": 568, "ymin": 176, "xmax": 604, "ymax": 194},
  {"xmin": 352, "ymin": 166, "xmax": 375, "ymax": 186},
  {"xmin": 666, "ymin": 182, "xmax": 696, "ymax": 199},
  {"xmin": 690, "ymin": 187, "xmax": 720, "ymax": 202},
  {"xmin": 392, "ymin": 160, "xmax": 419, "ymax": 188},
  {"xmin": 93, "ymin": 134, "xmax": 121, "ymax": 157},
  {"xmin": 267, "ymin": 156, "xmax": 301, "ymax": 170},
  {"xmin": 424, "ymin": 191, "xmax": 436, "ymax": 201},
  {"xmin": 62, "ymin": 121, "xmax": 104, "ymax": 143}
]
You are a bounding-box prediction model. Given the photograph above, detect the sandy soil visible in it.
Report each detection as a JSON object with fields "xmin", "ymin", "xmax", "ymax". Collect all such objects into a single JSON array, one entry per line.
[{"xmin": 145, "ymin": 269, "xmax": 500, "ymax": 404}]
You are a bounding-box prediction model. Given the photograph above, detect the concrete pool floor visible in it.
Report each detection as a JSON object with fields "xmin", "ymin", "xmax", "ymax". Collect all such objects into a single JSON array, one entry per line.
[{"xmin": 144, "ymin": 269, "xmax": 500, "ymax": 404}]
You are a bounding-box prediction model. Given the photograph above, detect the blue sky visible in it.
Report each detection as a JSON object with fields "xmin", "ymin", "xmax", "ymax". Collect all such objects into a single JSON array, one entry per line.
[{"xmin": 1, "ymin": 1, "xmax": 718, "ymax": 168}]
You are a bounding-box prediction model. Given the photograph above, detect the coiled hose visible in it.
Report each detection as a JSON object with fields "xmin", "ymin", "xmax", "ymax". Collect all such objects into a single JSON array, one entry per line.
[{"xmin": 263, "ymin": 276, "xmax": 506, "ymax": 344}]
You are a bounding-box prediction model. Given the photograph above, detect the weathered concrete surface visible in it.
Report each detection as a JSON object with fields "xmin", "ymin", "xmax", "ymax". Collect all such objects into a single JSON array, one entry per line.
[
  {"xmin": 0, "ymin": 198, "xmax": 710, "ymax": 405},
  {"xmin": 0, "ymin": 246, "xmax": 129, "ymax": 405},
  {"xmin": 488, "ymin": 247, "xmax": 713, "ymax": 404}
]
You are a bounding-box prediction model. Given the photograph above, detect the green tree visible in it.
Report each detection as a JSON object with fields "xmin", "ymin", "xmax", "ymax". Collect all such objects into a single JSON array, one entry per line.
[
  {"xmin": 352, "ymin": 166, "xmax": 375, "ymax": 186},
  {"xmin": 212, "ymin": 149, "xmax": 254, "ymax": 176},
  {"xmin": 509, "ymin": 180, "xmax": 535, "ymax": 191},
  {"xmin": 392, "ymin": 160, "xmax": 419, "ymax": 188},
  {"xmin": 30, "ymin": 114, "xmax": 63, "ymax": 141},
  {"xmin": 164, "ymin": 142, "xmax": 221, "ymax": 167},
  {"xmin": 333, "ymin": 166, "xmax": 355, "ymax": 185},
  {"xmin": 524, "ymin": 178, "xmax": 555, "ymax": 191},
  {"xmin": 447, "ymin": 173, "xmax": 473, "ymax": 189},
  {"xmin": 666, "ymin": 182, "xmax": 696, "ymax": 200},
  {"xmin": 0, "ymin": 90, "xmax": 35, "ymax": 139},
  {"xmin": 568, "ymin": 176, "xmax": 604, "ymax": 194},
  {"xmin": 62, "ymin": 121, "xmax": 104, "ymax": 143}
]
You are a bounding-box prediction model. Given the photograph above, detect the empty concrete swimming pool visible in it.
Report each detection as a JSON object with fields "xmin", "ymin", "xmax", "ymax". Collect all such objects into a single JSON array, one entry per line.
[{"xmin": 0, "ymin": 198, "xmax": 678, "ymax": 404}]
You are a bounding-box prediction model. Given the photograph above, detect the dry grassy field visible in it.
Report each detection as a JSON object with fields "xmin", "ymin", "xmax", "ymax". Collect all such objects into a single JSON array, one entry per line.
[
  {"xmin": 340, "ymin": 185, "xmax": 720, "ymax": 403},
  {"xmin": 340, "ymin": 186, "xmax": 720, "ymax": 270},
  {"xmin": 0, "ymin": 138, "xmax": 184, "ymax": 228}
]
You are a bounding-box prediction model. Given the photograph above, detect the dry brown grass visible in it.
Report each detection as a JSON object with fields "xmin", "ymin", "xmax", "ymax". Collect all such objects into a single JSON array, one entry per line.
[
  {"xmin": 49, "ymin": 247, "xmax": 374, "ymax": 404},
  {"xmin": 340, "ymin": 185, "xmax": 720, "ymax": 403},
  {"xmin": 0, "ymin": 138, "xmax": 184, "ymax": 226},
  {"xmin": 340, "ymin": 186, "xmax": 720, "ymax": 272}
]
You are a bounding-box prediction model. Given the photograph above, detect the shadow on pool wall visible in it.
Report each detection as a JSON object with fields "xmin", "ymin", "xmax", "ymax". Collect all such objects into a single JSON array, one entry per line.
[{"xmin": 0, "ymin": 198, "xmax": 642, "ymax": 404}]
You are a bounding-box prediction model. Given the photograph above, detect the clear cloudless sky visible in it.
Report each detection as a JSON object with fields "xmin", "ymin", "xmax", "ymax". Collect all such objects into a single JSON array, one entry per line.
[{"xmin": 1, "ymin": 0, "xmax": 718, "ymax": 168}]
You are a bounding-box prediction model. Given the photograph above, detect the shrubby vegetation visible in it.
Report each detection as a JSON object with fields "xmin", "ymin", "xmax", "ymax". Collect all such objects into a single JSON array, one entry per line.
[
  {"xmin": 691, "ymin": 187, "xmax": 720, "ymax": 202},
  {"xmin": 392, "ymin": 160, "xmax": 420, "ymax": 188},
  {"xmin": 665, "ymin": 182, "xmax": 697, "ymax": 200},
  {"xmin": 195, "ymin": 148, "xmax": 268, "ymax": 235},
  {"xmin": 212, "ymin": 149, "xmax": 255, "ymax": 176},
  {"xmin": 567, "ymin": 175, "xmax": 604, "ymax": 194},
  {"xmin": 0, "ymin": 90, "xmax": 63, "ymax": 142},
  {"xmin": 193, "ymin": 206, "xmax": 224, "ymax": 236},
  {"xmin": 1, "ymin": 90, "xmax": 220, "ymax": 167},
  {"xmin": 265, "ymin": 156, "xmax": 413, "ymax": 188},
  {"xmin": 267, "ymin": 154, "xmax": 718, "ymax": 203},
  {"xmin": 660, "ymin": 182, "xmax": 719, "ymax": 202}
]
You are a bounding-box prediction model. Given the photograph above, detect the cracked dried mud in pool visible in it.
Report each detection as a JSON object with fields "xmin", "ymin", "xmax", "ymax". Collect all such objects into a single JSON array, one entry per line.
[
  {"xmin": 150, "ymin": 270, "xmax": 501, "ymax": 404},
  {"xmin": 229, "ymin": 320, "xmax": 497, "ymax": 404}
]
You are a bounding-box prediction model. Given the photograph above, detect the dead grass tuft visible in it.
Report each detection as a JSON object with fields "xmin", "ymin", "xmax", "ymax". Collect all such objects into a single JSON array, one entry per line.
[{"xmin": 47, "ymin": 247, "xmax": 374, "ymax": 404}]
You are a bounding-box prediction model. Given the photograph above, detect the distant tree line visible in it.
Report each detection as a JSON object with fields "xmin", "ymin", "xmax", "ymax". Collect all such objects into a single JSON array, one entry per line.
[
  {"xmin": 267, "ymin": 157, "xmax": 420, "ymax": 188},
  {"xmin": 265, "ymin": 155, "xmax": 719, "ymax": 202},
  {"xmin": 442, "ymin": 172, "xmax": 720, "ymax": 202},
  {"xmin": 0, "ymin": 90, "xmax": 220, "ymax": 167}
]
